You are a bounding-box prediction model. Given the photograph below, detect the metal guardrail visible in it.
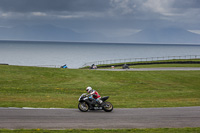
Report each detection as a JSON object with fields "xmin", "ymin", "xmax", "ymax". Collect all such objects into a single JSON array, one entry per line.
[
  {"xmin": 0, "ymin": 64, "xmax": 61, "ymax": 68},
  {"xmin": 82, "ymin": 55, "xmax": 200, "ymax": 67},
  {"xmin": 35, "ymin": 65, "xmax": 60, "ymax": 68}
]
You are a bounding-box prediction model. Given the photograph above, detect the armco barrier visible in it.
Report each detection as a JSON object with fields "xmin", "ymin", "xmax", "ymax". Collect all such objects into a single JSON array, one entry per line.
[{"xmin": 82, "ymin": 55, "xmax": 200, "ymax": 68}]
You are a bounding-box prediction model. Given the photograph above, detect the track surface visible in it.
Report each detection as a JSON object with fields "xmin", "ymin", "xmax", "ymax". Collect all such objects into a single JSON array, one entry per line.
[{"xmin": 1, "ymin": 107, "xmax": 200, "ymax": 129}]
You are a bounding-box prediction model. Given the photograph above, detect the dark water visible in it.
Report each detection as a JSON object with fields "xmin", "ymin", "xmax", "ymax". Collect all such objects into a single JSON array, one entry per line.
[{"xmin": 0, "ymin": 40, "xmax": 200, "ymax": 68}]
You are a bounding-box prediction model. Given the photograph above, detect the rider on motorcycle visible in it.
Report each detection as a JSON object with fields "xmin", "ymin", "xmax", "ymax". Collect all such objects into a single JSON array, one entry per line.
[{"xmin": 86, "ymin": 86, "xmax": 103, "ymax": 104}]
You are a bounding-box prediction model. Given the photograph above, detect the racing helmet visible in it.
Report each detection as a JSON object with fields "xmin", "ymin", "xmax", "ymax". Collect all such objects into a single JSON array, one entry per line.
[{"xmin": 86, "ymin": 86, "xmax": 92, "ymax": 93}]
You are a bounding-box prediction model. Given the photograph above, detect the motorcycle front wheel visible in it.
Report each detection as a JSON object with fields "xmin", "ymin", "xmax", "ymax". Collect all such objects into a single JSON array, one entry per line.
[
  {"xmin": 103, "ymin": 102, "xmax": 113, "ymax": 112},
  {"xmin": 78, "ymin": 102, "xmax": 89, "ymax": 112}
]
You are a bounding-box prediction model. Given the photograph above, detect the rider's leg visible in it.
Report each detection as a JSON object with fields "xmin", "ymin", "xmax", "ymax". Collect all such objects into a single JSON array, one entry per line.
[{"xmin": 96, "ymin": 98, "xmax": 103, "ymax": 104}]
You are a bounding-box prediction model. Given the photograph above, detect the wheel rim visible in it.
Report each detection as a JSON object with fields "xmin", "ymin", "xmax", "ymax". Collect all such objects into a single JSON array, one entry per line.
[
  {"xmin": 104, "ymin": 102, "xmax": 112, "ymax": 110},
  {"xmin": 79, "ymin": 102, "xmax": 88, "ymax": 111}
]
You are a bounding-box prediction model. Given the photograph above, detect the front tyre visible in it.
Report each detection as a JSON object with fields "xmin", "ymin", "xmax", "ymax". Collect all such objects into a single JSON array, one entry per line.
[
  {"xmin": 78, "ymin": 102, "xmax": 89, "ymax": 112},
  {"xmin": 103, "ymin": 102, "xmax": 113, "ymax": 112}
]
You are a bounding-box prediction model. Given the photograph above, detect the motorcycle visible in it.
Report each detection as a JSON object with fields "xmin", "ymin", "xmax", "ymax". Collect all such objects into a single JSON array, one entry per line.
[
  {"xmin": 60, "ymin": 64, "xmax": 68, "ymax": 68},
  {"xmin": 78, "ymin": 93, "xmax": 113, "ymax": 112}
]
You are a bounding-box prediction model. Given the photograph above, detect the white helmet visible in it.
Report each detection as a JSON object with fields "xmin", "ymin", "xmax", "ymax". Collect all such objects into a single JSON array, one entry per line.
[{"xmin": 86, "ymin": 86, "xmax": 92, "ymax": 93}]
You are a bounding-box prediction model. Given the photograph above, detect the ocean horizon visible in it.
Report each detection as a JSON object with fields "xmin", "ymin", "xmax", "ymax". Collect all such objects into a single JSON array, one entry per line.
[{"xmin": 0, "ymin": 40, "xmax": 200, "ymax": 68}]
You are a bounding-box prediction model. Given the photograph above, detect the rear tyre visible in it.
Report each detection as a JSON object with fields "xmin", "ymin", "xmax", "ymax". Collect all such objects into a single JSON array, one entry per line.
[
  {"xmin": 103, "ymin": 102, "xmax": 113, "ymax": 112},
  {"xmin": 78, "ymin": 102, "xmax": 89, "ymax": 112}
]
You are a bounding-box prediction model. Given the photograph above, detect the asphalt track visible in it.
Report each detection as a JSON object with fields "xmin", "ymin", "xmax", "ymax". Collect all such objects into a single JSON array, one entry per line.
[{"xmin": 0, "ymin": 107, "xmax": 200, "ymax": 129}]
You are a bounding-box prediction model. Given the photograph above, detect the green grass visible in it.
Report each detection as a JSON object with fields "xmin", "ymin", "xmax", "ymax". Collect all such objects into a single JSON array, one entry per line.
[
  {"xmin": 1, "ymin": 128, "xmax": 200, "ymax": 133},
  {"xmin": 130, "ymin": 64, "xmax": 200, "ymax": 68},
  {"xmin": 94, "ymin": 59, "xmax": 200, "ymax": 69},
  {"xmin": 0, "ymin": 65, "xmax": 200, "ymax": 108},
  {"xmin": 111, "ymin": 64, "xmax": 200, "ymax": 69}
]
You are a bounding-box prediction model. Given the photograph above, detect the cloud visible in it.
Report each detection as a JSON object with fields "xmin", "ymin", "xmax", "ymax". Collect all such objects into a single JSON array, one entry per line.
[
  {"xmin": 0, "ymin": 0, "xmax": 112, "ymax": 22},
  {"xmin": 142, "ymin": 0, "xmax": 200, "ymax": 18},
  {"xmin": 0, "ymin": 0, "xmax": 110, "ymax": 12},
  {"xmin": 0, "ymin": 0, "xmax": 199, "ymax": 37},
  {"xmin": 142, "ymin": 0, "xmax": 173, "ymax": 15},
  {"xmin": 188, "ymin": 30, "xmax": 200, "ymax": 34},
  {"xmin": 1, "ymin": 0, "xmax": 199, "ymax": 21},
  {"xmin": 32, "ymin": 12, "xmax": 47, "ymax": 16},
  {"xmin": 57, "ymin": 14, "xmax": 83, "ymax": 19},
  {"xmin": 109, "ymin": 0, "xmax": 137, "ymax": 15}
]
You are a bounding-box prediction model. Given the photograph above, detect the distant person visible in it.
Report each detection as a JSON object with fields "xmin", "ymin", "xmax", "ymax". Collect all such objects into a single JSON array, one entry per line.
[{"xmin": 86, "ymin": 86, "xmax": 102, "ymax": 104}]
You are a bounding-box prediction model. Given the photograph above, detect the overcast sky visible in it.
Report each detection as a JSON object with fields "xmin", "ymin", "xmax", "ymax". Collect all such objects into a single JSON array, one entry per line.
[{"xmin": 0, "ymin": 0, "xmax": 200, "ymax": 38}]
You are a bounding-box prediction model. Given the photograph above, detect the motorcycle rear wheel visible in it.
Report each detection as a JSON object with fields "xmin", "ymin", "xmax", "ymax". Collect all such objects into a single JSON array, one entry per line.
[
  {"xmin": 78, "ymin": 102, "xmax": 89, "ymax": 112},
  {"xmin": 103, "ymin": 102, "xmax": 113, "ymax": 112}
]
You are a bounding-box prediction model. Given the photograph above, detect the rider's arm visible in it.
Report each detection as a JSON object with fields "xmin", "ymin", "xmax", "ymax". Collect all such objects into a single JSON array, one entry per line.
[
  {"xmin": 92, "ymin": 94, "xmax": 97, "ymax": 97},
  {"xmin": 90, "ymin": 91, "xmax": 95, "ymax": 95},
  {"xmin": 90, "ymin": 91, "xmax": 97, "ymax": 97}
]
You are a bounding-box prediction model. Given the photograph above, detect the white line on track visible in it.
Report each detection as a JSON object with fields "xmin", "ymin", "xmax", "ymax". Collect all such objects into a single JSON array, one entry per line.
[{"xmin": 0, "ymin": 107, "xmax": 66, "ymax": 110}]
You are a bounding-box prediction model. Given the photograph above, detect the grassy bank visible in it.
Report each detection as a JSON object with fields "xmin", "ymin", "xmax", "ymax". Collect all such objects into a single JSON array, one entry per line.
[
  {"xmin": 0, "ymin": 65, "xmax": 200, "ymax": 108},
  {"xmin": 93, "ymin": 59, "xmax": 200, "ymax": 69},
  {"xmin": 1, "ymin": 128, "xmax": 200, "ymax": 133}
]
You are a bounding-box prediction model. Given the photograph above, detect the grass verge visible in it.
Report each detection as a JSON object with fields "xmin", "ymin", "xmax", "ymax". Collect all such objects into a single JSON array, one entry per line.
[
  {"xmin": 1, "ymin": 128, "xmax": 200, "ymax": 133},
  {"xmin": 93, "ymin": 59, "xmax": 200, "ymax": 69},
  {"xmin": 0, "ymin": 65, "xmax": 200, "ymax": 108}
]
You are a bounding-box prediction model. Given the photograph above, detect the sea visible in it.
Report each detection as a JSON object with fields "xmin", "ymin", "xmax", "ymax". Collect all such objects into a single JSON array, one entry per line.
[{"xmin": 0, "ymin": 40, "xmax": 200, "ymax": 68}]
